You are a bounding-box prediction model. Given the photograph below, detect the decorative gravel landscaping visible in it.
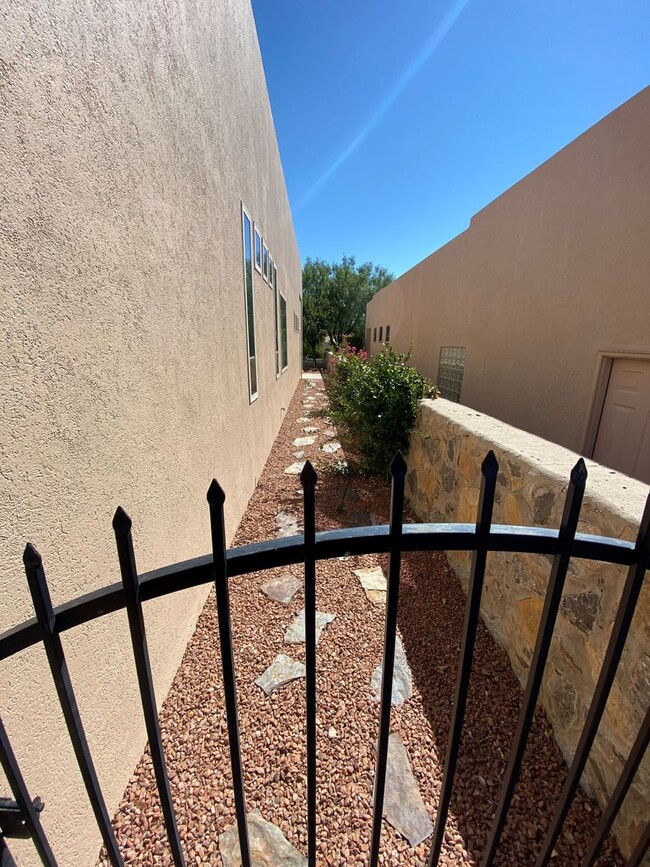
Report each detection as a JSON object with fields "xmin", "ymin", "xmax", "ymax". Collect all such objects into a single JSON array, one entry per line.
[{"xmin": 98, "ymin": 374, "xmax": 623, "ymax": 866}]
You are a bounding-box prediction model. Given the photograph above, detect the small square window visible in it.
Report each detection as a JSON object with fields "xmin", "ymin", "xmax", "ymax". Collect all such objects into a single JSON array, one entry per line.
[
  {"xmin": 373, "ymin": 328, "xmax": 377, "ymax": 342},
  {"xmin": 254, "ymin": 226, "xmax": 262, "ymax": 273},
  {"xmin": 262, "ymin": 243, "xmax": 269, "ymax": 282},
  {"xmin": 379, "ymin": 326, "xmax": 383, "ymax": 342},
  {"xmin": 386, "ymin": 325, "xmax": 390, "ymax": 342}
]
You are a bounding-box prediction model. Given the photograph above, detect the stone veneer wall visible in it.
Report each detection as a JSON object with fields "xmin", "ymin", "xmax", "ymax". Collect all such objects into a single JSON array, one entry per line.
[{"xmin": 405, "ymin": 399, "xmax": 649, "ymax": 858}]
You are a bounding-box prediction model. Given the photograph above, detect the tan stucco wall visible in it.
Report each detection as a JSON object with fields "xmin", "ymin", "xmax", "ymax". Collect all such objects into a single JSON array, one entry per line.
[
  {"xmin": 406, "ymin": 399, "xmax": 649, "ymax": 858},
  {"xmin": 0, "ymin": 0, "xmax": 301, "ymax": 863},
  {"xmin": 367, "ymin": 87, "xmax": 650, "ymax": 454}
]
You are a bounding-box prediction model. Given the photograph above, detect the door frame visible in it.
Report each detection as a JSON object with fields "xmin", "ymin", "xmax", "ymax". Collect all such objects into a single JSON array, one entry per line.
[{"xmin": 582, "ymin": 351, "xmax": 650, "ymax": 458}]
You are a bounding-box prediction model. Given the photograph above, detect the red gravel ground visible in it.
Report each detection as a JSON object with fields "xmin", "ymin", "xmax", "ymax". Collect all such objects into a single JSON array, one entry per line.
[{"xmin": 98, "ymin": 376, "xmax": 623, "ymax": 866}]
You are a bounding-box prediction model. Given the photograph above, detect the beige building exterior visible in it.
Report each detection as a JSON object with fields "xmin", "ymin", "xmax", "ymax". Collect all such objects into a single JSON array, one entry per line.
[
  {"xmin": 367, "ymin": 87, "xmax": 650, "ymax": 483},
  {"xmin": 0, "ymin": 0, "xmax": 300, "ymax": 863}
]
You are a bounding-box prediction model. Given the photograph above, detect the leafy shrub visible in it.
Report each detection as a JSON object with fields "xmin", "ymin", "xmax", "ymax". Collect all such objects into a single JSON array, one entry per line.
[{"xmin": 325, "ymin": 344, "xmax": 437, "ymax": 474}]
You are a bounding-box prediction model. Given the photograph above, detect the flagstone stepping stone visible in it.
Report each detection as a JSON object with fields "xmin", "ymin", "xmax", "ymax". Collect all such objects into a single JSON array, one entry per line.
[
  {"xmin": 275, "ymin": 510, "xmax": 301, "ymax": 538},
  {"xmin": 353, "ymin": 565, "xmax": 386, "ymax": 605},
  {"xmin": 369, "ymin": 636, "xmax": 413, "ymax": 706},
  {"xmin": 296, "ymin": 417, "xmax": 310, "ymax": 423},
  {"xmin": 293, "ymin": 436, "xmax": 316, "ymax": 447},
  {"xmin": 381, "ymin": 734, "xmax": 433, "ymax": 847},
  {"xmin": 284, "ymin": 461, "xmax": 305, "ymax": 475},
  {"xmin": 321, "ymin": 441, "xmax": 341, "ymax": 453},
  {"xmin": 343, "ymin": 486, "xmax": 360, "ymax": 503},
  {"xmin": 349, "ymin": 510, "xmax": 373, "ymax": 528},
  {"xmin": 293, "ymin": 450, "xmax": 305, "ymax": 459},
  {"xmin": 255, "ymin": 654, "xmax": 306, "ymax": 696},
  {"xmin": 220, "ymin": 808, "xmax": 307, "ymax": 866},
  {"xmin": 323, "ymin": 428, "xmax": 337, "ymax": 438},
  {"xmin": 260, "ymin": 573, "xmax": 302, "ymax": 604},
  {"xmin": 284, "ymin": 609, "xmax": 336, "ymax": 645},
  {"xmin": 302, "ymin": 426, "xmax": 319, "ymax": 433}
]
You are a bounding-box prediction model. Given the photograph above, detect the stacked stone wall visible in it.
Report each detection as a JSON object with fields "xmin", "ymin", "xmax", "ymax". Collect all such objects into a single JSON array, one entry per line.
[{"xmin": 406, "ymin": 399, "xmax": 649, "ymax": 858}]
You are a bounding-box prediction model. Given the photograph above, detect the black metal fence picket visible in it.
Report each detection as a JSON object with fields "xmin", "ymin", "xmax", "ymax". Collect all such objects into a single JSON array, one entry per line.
[{"xmin": 0, "ymin": 453, "xmax": 648, "ymax": 866}]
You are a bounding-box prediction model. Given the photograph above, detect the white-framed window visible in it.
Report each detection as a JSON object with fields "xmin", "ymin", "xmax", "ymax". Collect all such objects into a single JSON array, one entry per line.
[
  {"xmin": 273, "ymin": 268, "xmax": 280, "ymax": 377},
  {"xmin": 242, "ymin": 205, "xmax": 258, "ymax": 402},
  {"xmin": 254, "ymin": 225, "xmax": 262, "ymax": 274},
  {"xmin": 263, "ymin": 243, "xmax": 269, "ymax": 282},
  {"xmin": 269, "ymin": 255, "xmax": 274, "ymax": 288},
  {"xmin": 280, "ymin": 293, "xmax": 288, "ymax": 372}
]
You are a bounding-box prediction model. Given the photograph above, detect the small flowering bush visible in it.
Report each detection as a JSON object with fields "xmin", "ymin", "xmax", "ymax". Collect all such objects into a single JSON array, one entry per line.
[{"xmin": 325, "ymin": 343, "xmax": 437, "ymax": 474}]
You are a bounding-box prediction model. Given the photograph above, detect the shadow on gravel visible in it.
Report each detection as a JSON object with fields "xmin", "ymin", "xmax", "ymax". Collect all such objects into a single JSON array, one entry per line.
[
  {"xmin": 314, "ymin": 468, "xmax": 621, "ymax": 866},
  {"xmin": 397, "ymin": 548, "xmax": 623, "ymax": 867}
]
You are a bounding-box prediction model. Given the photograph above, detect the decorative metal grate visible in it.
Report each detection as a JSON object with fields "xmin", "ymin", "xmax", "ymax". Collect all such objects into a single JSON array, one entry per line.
[
  {"xmin": 0, "ymin": 454, "xmax": 648, "ymax": 867},
  {"xmin": 437, "ymin": 346, "xmax": 466, "ymax": 402}
]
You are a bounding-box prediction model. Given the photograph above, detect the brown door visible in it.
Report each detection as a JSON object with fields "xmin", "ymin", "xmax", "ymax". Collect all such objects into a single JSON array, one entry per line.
[{"xmin": 593, "ymin": 358, "xmax": 650, "ymax": 484}]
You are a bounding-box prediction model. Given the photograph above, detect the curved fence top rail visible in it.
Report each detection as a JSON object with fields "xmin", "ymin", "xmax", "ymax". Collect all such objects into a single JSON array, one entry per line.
[{"xmin": 0, "ymin": 521, "xmax": 636, "ymax": 663}]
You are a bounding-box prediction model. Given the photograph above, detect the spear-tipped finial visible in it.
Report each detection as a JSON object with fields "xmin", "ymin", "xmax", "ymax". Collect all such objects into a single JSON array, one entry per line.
[
  {"xmin": 23, "ymin": 542, "xmax": 42, "ymax": 568},
  {"xmin": 112, "ymin": 505, "xmax": 133, "ymax": 534},
  {"xmin": 206, "ymin": 478, "xmax": 226, "ymax": 505},
  {"xmin": 300, "ymin": 460, "xmax": 317, "ymax": 489},
  {"xmin": 570, "ymin": 457, "xmax": 588, "ymax": 487},
  {"xmin": 481, "ymin": 449, "xmax": 499, "ymax": 479},
  {"xmin": 390, "ymin": 451, "xmax": 407, "ymax": 478}
]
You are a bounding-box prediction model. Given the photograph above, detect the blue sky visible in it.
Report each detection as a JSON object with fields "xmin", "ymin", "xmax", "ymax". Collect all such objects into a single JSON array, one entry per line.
[{"xmin": 252, "ymin": 0, "xmax": 649, "ymax": 279}]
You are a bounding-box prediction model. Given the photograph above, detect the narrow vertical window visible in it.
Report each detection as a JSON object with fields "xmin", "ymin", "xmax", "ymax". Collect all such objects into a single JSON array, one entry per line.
[
  {"xmin": 280, "ymin": 293, "xmax": 288, "ymax": 371},
  {"xmin": 373, "ymin": 327, "xmax": 377, "ymax": 342},
  {"xmin": 298, "ymin": 296, "xmax": 302, "ymax": 368},
  {"xmin": 263, "ymin": 243, "xmax": 269, "ymax": 282},
  {"xmin": 254, "ymin": 226, "xmax": 262, "ymax": 273},
  {"xmin": 437, "ymin": 346, "xmax": 466, "ymax": 402},
  {"xmin": 269, "ymin": 255, "xmax": 274, "ymax": 288},
  {"xmin": 386, "ymin": 324, "xmax": 391, "ymax": 342},
  {"xmin": 273, "ymin": 269, "xmax": 280, "ymax": 377},
  {"xmin": 242, "ymin": 206, "xmax": 258, "ymax": 401},
  {"xmin": 379, "ymin": 326, "xmax": 383, "ymax": 342}
]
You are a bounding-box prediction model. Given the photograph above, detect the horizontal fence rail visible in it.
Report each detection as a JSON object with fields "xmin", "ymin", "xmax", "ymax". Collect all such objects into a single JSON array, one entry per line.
[
  {"xmin": 0, "ymin": 454, "xmax": 648, "ymax": 867},
  {"xmin": 0, "ymin": 529, "xmax": 638, "ymax": 664}
]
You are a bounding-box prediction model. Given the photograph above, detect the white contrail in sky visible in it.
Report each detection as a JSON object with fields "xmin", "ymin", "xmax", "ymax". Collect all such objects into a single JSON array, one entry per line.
[{"xmin": 296, "ymin": 0, "xmax": 472, "ymax": 212}]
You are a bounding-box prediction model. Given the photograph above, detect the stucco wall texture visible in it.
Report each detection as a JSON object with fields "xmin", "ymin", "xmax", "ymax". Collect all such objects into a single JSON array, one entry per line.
[
  {"xmin": 0, "ymin": 0, "xmax": 301, "ymax": 863},
  {"xmin": 366, "ymin": 87, "xmax": 650, "ymax": 455}
]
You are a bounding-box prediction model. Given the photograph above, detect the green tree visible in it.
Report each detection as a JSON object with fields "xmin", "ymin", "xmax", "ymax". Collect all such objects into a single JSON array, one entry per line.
[{"xmin": 302, "ymin": 255, "xmax": 393, "ymax": 353}]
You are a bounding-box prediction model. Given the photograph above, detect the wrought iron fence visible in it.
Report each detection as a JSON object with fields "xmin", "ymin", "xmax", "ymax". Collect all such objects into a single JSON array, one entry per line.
[{"xmin": 1, "ymin": 452, "xmax": 648, "ymax": 867}]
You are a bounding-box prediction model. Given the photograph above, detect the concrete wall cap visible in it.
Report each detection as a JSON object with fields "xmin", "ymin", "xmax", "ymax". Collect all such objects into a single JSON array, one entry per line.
[{"xmin": 417, "ymin": 398, "xmax": 649, "ymax": 525}]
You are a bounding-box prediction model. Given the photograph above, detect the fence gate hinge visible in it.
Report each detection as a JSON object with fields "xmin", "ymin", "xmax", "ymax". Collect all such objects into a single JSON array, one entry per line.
[{"xmin": 0, "ymin": 796, "xmax": 44, "ymax": 839}]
